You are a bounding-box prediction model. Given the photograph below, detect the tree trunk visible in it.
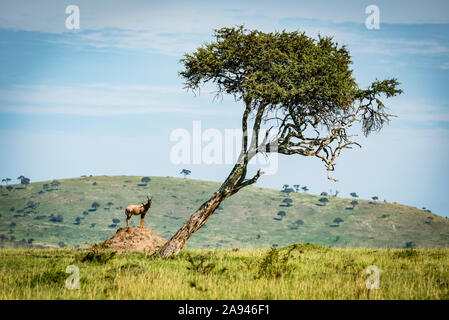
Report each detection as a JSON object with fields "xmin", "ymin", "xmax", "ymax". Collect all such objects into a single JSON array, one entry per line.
[
  {"xmin": 156, "ymin": 162, "xmax": 250, "ymax": 257},
  {"xmin": 156, "ymin": 191, "xmax": 224, "ymax": 257},
  {"xmin": 156, "ymin": 103, "xmax": 265, "ymax": 257}
]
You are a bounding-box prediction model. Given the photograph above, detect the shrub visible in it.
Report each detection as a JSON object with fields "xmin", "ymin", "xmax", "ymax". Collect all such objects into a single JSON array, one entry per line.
[
  {"xmin": 30, "ymin": 269, "xmax": 67, "ymax": 288},
  {"xmin": 394, "ymin": 248, "xmax": 418, "ymax": 258},
  {"xmin": 77, "ymin": 249, "xmax": 116, "ymax": 264},
  {"xmin": 405, "ymin": 241, "xmax": 415, "ymax": 249},
  {"xmin": 185, "ymin": 253, "xmax": 216, "ymax": 275},
  {"xmin": 50, "ymin": 214, "xmax": 64, "ymax": 223},
  {"xmin": 256, "ymin": 246, "xmax": 299, "ymax": 279}
]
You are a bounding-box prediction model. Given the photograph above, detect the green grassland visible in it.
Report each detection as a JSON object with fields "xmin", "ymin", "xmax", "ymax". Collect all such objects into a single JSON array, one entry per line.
[
  {"xmin": 1, "ymin": 175, "xmax": 449, "ymax": 249},
  {"xmin": 0, "ymin": 245, "xmax": 448, "ymax": 299}
]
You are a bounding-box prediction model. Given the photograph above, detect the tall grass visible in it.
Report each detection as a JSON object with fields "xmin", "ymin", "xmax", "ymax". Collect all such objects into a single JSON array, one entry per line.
[{"xmin": 0, "ymin": 245, "xmax": 448, "ymax": 299}]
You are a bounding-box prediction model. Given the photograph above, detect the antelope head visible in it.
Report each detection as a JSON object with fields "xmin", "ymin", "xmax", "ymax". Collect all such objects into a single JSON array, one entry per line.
[{"xmin": 145, "ymin": 194, "xmax": 153, "ymax": 208}]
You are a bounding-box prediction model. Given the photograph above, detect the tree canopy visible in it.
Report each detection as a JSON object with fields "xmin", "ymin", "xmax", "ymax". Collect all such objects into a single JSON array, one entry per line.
[{"xmin": 180, "ymin": 26, "xmax": 402, "ymax": 181}]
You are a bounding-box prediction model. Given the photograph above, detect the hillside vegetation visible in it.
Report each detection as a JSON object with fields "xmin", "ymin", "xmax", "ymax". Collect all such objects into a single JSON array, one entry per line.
[{"xmin": 0, "ymin": 176, "xmax": 448, "ymax": 249}]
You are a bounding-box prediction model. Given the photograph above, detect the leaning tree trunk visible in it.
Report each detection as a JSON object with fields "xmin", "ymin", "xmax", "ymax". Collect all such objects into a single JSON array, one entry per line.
[
  {"xmin": 156, "ymin": 103, "xmax": 267, "ymax": 257},
  {"xmin": 156, "ymin": 191, "xmax": 225, "ymax": 257},
  {"xmin": 156, "ymin": 161, "xmax": 258, "ymax": 257}
]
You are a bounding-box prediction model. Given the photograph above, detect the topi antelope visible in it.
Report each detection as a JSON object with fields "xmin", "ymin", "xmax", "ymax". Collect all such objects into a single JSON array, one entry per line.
[{"xmin": 125, "ymin": 195, "xmax": 152, "ymax": 228}]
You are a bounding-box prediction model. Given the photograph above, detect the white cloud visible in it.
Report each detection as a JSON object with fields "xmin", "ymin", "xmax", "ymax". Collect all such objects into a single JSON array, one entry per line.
[
  {"xmin": 392, "ymin": 99, "xmax": 449, "ymax": 123},
  {"xmin": 441, "ymin": 61, "xmax": 449, "ymax": 69},
  {"xmin": 0, "ymin": 83, "xmax": 241, "ymax": 116},
  {"xmin": 1, "ymin": 1, "xmax": 448, "ymax": 57},
  {"xmin": 1, "ymin": 0, "xmax": 449, "ymax": 35}
]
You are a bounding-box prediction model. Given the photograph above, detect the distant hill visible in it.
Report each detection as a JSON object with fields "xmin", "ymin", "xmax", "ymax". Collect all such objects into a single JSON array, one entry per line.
[{"xmin": 0, "ymin": 176, "xmax": 448, "ymax": 249}]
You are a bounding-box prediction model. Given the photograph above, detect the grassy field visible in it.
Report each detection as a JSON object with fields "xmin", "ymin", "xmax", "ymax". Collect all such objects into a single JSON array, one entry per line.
[
  {"xmin": 1, "ymin": 175, "xmax": 449, "ymax": 250},
  {"xmin": 0, "ymin": 245, "xmax": 448, "ymax": 299}
]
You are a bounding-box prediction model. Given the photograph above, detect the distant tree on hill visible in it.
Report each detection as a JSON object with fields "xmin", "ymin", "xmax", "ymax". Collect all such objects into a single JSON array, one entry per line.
[
  {"xmin": 350, "ymin": 200, "xmax": 358, "ymax": 208},
  {"xmin": 318, "ymin": 197, "xmax": 329, "ymax": 204},
  {"xmin": 301, "ymin": 186, "xmax": 309, "ymax": 193},
  {"xmin": 320, "ymin": 192, "xmax": 328, "ymax": 196},
  {"xmin": 282, "ymin": 184, "xmax": 289, "ymax": 191},
  {"xmin": 112, "ymin": 218, "xmax": 120, "ymax": 224},
  {"xmin": 50, "ymin": 180, "xmax": 61, "ymax": 187},
  {"xmin": 282, "ymin": 198, "xmax": 293, "ymax": 207},
  {"xmin": 6, "ymin": 186, "xmax": 13, "ymax": 192},
  {"xmin": 372, "ymin": 196, "xmax": 379, "ymax": 201},
  {"xmin": 141, "ymin": 177, "xmax": 151, "ymax": 183},
  {"xmin": 282, "ymin": 187, "xmax": 295, "ymax": 195},
  {"xmin": 293, "ymin": 185, "xmax": 300, "ymax": 192},
  {"xmin": 350, "ymin": 192, "xmax": 359, "ymax": 198},
  {"xmin": 17, "ymin": 176, "xmax": 30, "ymax": 185},
  {"xmin": 333, "ymin": 217, "xmax": 344, "ymax": 224},
  {"xmin": 91, "ymin": 202, "xmax": 100, "ymax": 210},
  {"xmin": 180, "ymin": 169, "xmax": 191, "ymax": 178},
  {"xmin": 26, "ymin": 201, "xmax": 38, "ymax": 210},
  {"xmin": 277, "ymin": 211, "xmax": 286, "ymax": 218}
]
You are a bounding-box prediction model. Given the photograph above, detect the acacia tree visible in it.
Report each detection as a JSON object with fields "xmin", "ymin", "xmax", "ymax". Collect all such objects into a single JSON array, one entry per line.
[
  {"xmin": 156, "ymin": 26, "xmax": 402, "ymax": 257},
  {"xmin": 180, "ymin": 169, "xmax": 192, "ymax": 178}
]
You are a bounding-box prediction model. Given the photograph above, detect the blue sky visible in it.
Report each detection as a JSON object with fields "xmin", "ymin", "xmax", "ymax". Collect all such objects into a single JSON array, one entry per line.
[{"xmin": 0, "ymin": 0, "xmax": 449, "ymax": 217}]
